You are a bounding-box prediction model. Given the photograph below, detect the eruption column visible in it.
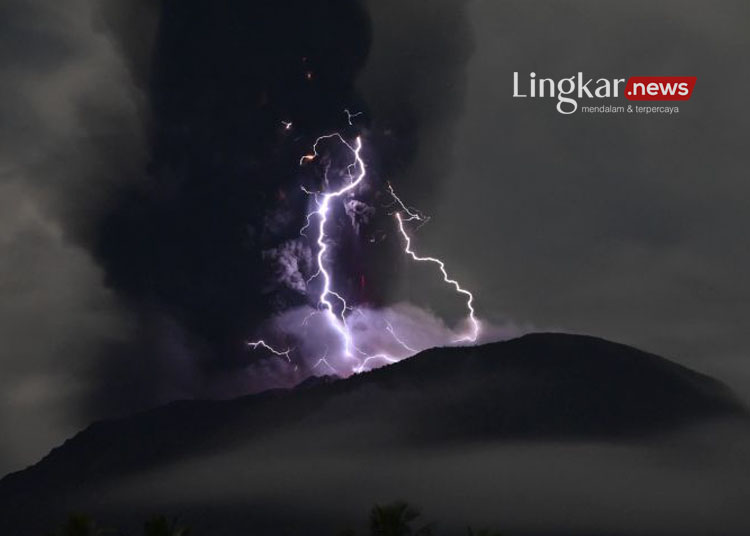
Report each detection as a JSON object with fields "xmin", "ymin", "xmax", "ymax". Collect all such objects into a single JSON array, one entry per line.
[{"xmin": 249, "ymin": 131, "xmax": 481, "ymax": 373}]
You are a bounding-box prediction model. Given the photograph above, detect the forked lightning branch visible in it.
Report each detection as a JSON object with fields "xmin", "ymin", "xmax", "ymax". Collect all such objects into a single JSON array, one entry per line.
[{"xmin": 248, "ymin": 121, "xmax": 481, "ymax": 375}]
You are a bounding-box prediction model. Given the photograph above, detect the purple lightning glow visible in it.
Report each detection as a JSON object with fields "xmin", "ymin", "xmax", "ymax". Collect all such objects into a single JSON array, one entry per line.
[
  {"xmin": 248, "ymin": 126, "xmax": 482, "ymax": 376},
  {"xmin": 303, "ymin": 134, "xmax": 367, "ymax": 358}
]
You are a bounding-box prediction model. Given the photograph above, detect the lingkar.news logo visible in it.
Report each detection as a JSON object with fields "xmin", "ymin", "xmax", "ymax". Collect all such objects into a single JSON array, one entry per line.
[{"xmin": 513, "ymin": 72, "xmax": 697, "ymax": 114}]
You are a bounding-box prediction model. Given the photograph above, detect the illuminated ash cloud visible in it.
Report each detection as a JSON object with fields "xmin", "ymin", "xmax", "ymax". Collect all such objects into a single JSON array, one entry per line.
[
  {"xmin": 249, "ymin": 131, "xmax": 515, "ymax": 378},
  {"xmin": 257, "ymin": 302, "xmax": 525, "ymax": 380},
  {"xmin": 344, "ymin": 199, "xmax": 375, "ymax": 234},
  {"xmin": 262, "ymin": 240, "xmax": 314, "ymax": 294}
]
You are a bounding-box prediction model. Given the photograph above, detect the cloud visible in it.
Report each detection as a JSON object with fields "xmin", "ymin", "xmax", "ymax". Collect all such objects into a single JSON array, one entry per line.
[
  {"xmin": 0, "ymin": 0, "xmax": 149, "ymax": 475},
  {"xmin": 263, "ymin": 239, "xmax": 314, "ymax": 294},
  {"xmin": 245, "ymin": 302, "xmax": 526, "ymax": 386},
  {"xmin": 0, "ymin": 181, "xmax": 130, "ymax": 475}
]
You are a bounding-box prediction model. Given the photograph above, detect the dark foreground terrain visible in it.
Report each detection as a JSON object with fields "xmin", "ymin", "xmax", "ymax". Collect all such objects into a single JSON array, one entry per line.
[{"xmin": 1, "ymin": 333, "xmax": 748, "ymax": 535}]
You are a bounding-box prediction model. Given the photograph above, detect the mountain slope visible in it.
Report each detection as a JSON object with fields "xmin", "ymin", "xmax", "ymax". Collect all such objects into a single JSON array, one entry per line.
[{"xmin": 0, "ymin": 333, "xmax": 746, "ymax": 535}]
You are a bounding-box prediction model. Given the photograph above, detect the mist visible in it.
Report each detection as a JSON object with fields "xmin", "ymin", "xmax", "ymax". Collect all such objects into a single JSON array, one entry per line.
[{"xmin": 78, "ymin": 419, "xmax": 750, "ymax": 535}]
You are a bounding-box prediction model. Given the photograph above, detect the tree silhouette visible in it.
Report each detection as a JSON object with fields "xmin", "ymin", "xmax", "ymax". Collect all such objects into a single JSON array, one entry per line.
[
  {"xmin": 51, "ymin": 513, "xmax": 118, "ymax": 536},
  {"xmin": 467, "ymin": 528, "xmax": 504, "ymax": 536},
  {"xmin": 368, "ymin": 501, "xmax": 434, "ymax": 536},
  {"xmin": 143, "ymin": 515, "xmax": 191, "ymax": 536}
]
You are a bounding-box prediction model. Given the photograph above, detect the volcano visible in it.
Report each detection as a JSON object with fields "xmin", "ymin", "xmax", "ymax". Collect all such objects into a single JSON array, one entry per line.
[{"xmin": 0, "ymin": 333, "xmax": 746, "ymax": 535}]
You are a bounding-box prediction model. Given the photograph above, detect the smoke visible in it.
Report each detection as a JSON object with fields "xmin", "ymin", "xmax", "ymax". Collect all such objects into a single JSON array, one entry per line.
[
  {"xmin": 242, "ymin": 125, "xmax": 511, "ymax": 383},
  {"xmin": 344, "ymin": 199, "xmax": 376, "ymax": 234},
  {"xmin": 83, "ymin": 0, "xmax": 478, "ymax": 404},
  {"xmin": 263, "ymin": 240, "xmax": 314, "ymax": 294},
  {"xmin": 0, "ymin": 0, "xmax": 152, "ymax": 474},
  {"xmin": 359, "ymin": 0, "xmax": 473, "ymax": 213},
  {"xmin": 248, "ymin": 303, "xmax": 526, "ymax": 383},
  {"xmin": 0, "ymin": 0, "xmax": 477, "ymax": 474},
  {"xmin": 90, "ymin": 0, "xmax": 372, "ymax": 395}
]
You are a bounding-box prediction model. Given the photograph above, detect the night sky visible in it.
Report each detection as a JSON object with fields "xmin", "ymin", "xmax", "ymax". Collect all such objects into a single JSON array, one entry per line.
[{"xmin": 1, "ymin": 0, "xmax": 749, "ymax": 489}]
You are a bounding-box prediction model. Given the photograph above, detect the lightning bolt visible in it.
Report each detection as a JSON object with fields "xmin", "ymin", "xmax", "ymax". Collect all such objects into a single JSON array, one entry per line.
[
  {"xmin": 250, "ymin": 125, "xmax": 481, "ymax": 375},
  {"xmin": 301, "ymin": 134, "xmax": 368, "ymax": 358},
  {"xmin": 352, "ymin": 351, "xmax": 399, "ymax": 374},
  {"xmin": 311, "ymin": 347, "xmax": 338, "ymax": 375},
  {"xmin": 301, "ymin": 135, "xmax": 416, "ymax": 373},
  {"xmin": 246, "ymin": 340, "xmax": 292, "ymax": 362},
  {"xmin": 390, "ymin": 186, "xmax": 480, "ymax": 343},
  {"xmin": 385, "ymin": 320, "xmax": 417, "ymax": 353},
  {"xmin": 343, "ymin": 108, "xmax": 363, "ymax": 126},
  {"xmin": 312, "ymin": 358, "xmax": 338, "ymax": 375},
  {"xmin": 300, "ymin": 310, "xmax": 320, "ymax": 327}
]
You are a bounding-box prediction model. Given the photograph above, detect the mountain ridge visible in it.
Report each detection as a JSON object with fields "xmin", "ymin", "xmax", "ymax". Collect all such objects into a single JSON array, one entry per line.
[
  {"xmin": 0, "ymin": 332, "xmax": 746, "ymax": 534},
  {"xmin": 3, "ymin": 333, "xmax": 745, "ymax": 483}
]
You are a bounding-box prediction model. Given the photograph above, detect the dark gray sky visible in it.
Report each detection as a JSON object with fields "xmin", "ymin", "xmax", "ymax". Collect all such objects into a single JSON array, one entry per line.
[
  {"xmin": 403, "ymin": 0, "xmax": 750, "ymax": 400},
  {"xmin": 1, "ymin": 0, "xmax": 749, "ymax": 479}
]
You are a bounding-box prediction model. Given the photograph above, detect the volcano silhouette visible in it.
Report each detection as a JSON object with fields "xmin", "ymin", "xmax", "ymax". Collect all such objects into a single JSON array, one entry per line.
[{"xmin": 0, "ymin": 333, "xmax": 746, "ymax": 535}]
